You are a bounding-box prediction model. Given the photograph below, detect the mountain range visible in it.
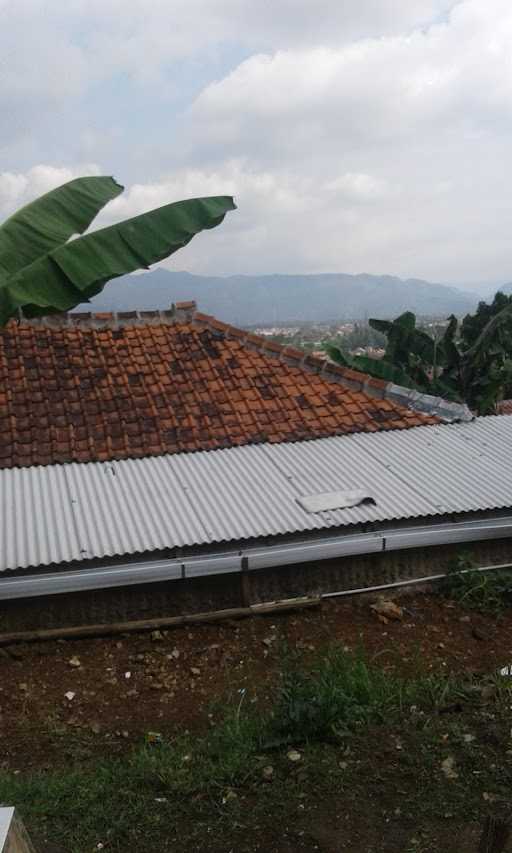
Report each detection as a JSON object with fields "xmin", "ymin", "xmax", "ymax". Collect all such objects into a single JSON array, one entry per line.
[{"xmin": 79, "ymin": 269, "xmax": 478, "ymax": 325}]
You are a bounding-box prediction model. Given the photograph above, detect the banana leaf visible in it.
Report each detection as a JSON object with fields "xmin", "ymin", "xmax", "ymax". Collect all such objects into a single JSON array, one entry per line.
[
  {"xmin": 0, "ymin": 176, "xmax": 123, "ymax": 277},
  {"xmin": 465, "ymin": 301, "xmax": 512, "ymax": 361},
  {"xmin": 325, "ymin": 345, "xmax": 420, "ymax": 389},
  {"xmin": 368, "ymin": 317, "xmax": 394, "ymax": 335},
  {"xmin": 370, "ymin": 312, "xmax": 435, "ymax": 366},
  {"xmin": 0, "ymin": 195, "xmax": 236, "ymax": 324}
]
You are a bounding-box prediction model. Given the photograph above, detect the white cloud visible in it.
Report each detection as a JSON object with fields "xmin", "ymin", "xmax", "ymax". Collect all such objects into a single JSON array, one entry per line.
[
  {"xmin": 3, "ymin": 0, "xmax": 512, "ymax": 287},
  {"xmin": 190, "ymin": 1, "xmax": 512, "ymax": 161},
  {"xmin": 0, "ymin": 0, "xmax": 458, "ymax": 102},
  {"xmin": 325, "ymin": 173, "xmax": 390, "ymax": 201},
  {"xmin": 0, "ymin": 164, "xmax": 101, "ymax": 216}
]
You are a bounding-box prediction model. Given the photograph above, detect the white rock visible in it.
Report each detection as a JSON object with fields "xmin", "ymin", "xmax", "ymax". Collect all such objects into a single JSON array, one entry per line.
[
  {"xmin": 287, "ymin": 749, "xmax": 301, "ymax": 762},
  {"xmin": 441, "ymin": 756, "xmax": 458, "ymax": 780}
]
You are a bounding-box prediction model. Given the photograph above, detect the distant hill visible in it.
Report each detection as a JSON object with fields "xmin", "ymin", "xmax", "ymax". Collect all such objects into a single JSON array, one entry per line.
[
  {"xmin": 79, "ymin": 270, "xmax": 476, "ymax": 325},
  {"xmin": 494, "ymin": 283, "xmax": 512, "ymax": 297}
]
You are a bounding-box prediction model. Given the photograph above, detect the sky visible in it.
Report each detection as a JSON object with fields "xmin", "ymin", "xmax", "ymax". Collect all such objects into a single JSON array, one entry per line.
[{"xmin": 1, "ymin": 0, "xmax": 512, "ymax": 292}]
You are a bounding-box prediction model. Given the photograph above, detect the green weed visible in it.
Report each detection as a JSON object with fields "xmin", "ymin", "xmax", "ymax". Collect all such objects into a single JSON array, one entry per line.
[
  {"xmin": 441, "ymin": 555, "xmax": 512, "ymax": 612},
  {"xmin": 268, "ymin": 645, "xmax": 470, "ymax": 744}
]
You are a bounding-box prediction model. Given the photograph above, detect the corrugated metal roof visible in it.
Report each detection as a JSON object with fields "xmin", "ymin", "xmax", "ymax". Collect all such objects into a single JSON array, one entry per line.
[{"xmin": 2, "ymin": 416, "xmax": 512, "ymax": 573}]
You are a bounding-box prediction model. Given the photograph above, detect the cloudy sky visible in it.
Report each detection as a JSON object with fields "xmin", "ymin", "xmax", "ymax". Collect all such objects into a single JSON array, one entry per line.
[{"xmin": 1, "ymin": 0, "xmax": 512, "ymax": 291}]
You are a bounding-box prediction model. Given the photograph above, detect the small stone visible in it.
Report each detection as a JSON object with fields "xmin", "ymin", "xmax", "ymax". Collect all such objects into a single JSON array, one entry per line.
[
  {"xmin": 441, "ymin": 756, "xmax": 458, "ymax": 780},
  {"xmin": 169, "ymin": 649, "xmax": 180, "ymax": 660},
  {"xmin": 370, "ymin": 597, "xmax": 403, "ymax": 621},
  {"xmin": 190, "ymin": 667, "xmax": 201, "ymax": 676},
  {"xmin": 19, "ymin": 683, "xmax": 28, "ymax": 692},
  {"xmin": 459, "ymin": 615, "xmax": 471, "ymax": 623},
  {"xmin": 151, "ymin": 630, "xmax": 164, "ymax": 642},
  {"xmin": 287, "ymin": 749, "xmax": 301, "ymax": 762},
  {"xmin": 64, "ymin": 691, "xmax": 76, "ymax": 702},
  {"xmin": 463, "ymin": 733, "xmax": 476, "ymax": 743},
  {"xmin": 222, "ymin": 789, "xmax": 238, "ymax": 804},
  {"xmin": 68, "ymin": 656, "xmax": 81, "ymax": 668},
  {"xmin": 90, "ymin": 723, "xmax": 101, "ymax": 735},
  {"xmin": 339, "ymin": 761, "xmax": 348, "ymax": 770},
  {"xmin": 262, "ymin": 637, "xmax": 275, "ymax": 647},
  {"xmin": 262, "ymin": 766, "xmax": 274, "ymax": 781},
  {"xmin": 124, "ymin": 671, "xmax": 131, "ymax": 679}
]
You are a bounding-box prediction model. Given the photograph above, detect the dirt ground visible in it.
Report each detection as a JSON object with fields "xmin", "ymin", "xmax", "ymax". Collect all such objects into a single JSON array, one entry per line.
[{"xmin": 1, "ymin": 591, "xmax": 510, "ymax": 773}]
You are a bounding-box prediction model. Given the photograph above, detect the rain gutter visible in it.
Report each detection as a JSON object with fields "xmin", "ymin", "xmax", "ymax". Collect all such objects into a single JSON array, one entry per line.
[{"xmin": 1, "ymin": 514, "xmax": 512, "ymax": 601}]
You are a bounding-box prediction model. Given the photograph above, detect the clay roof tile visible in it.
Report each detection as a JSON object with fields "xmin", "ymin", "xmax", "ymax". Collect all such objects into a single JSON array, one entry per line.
[{"xmin": 0, "ymin": 309, "xmax": 439, "ymax": 468}]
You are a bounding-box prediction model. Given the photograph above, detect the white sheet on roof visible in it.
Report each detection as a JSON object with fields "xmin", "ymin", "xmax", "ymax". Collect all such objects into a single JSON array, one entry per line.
[{"xmin": 1, "ymin": 416, "xmax": 512, "ymax": 572}]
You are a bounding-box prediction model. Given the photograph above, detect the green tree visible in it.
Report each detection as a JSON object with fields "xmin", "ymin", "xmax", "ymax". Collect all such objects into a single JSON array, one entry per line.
[{"xmin": 0, "ymin": 176, "xmax": 235, "ymax": 325}]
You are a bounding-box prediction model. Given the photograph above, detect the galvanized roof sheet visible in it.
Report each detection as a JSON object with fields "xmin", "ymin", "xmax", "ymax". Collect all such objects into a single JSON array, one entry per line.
[{"xmin": 2, "ymin": 416, "xmax": 512, "ymax": 572}]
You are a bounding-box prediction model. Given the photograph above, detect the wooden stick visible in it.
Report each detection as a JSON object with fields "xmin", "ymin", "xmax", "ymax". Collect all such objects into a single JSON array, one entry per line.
[{"xmin": 0, "ymin": 596, "xmax": 320, "ymax": 646}]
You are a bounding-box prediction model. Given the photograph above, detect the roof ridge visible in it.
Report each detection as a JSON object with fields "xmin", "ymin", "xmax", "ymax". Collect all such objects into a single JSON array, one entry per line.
[
  {"xmin": 14, "ymin": 301, "xmax": 472, "ymax": 424},
  {"xmin": 17, "ymin": 301, "xmax": 197, "ymax": 328},
  {"xmin": 193, "ymin": 310, "xmax": 473, "ymax": 424}
]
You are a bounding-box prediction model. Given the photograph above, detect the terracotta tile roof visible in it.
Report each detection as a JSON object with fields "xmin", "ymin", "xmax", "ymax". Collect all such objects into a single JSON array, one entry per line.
[
  {"xmin": 497, "ymin": 399, "xmax": 512, "ymax": 414},
  {"xmin": 0, "ymin": 302, "xmax": 440, "ymax": 469}
]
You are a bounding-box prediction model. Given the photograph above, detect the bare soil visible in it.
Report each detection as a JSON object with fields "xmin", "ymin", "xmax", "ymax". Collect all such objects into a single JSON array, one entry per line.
[
  {"xmin": 1, "ymin": 592, "xmax": 509, "ymax": 771},
  {"xmin": 2, "ymin": 591, "xmax": 511, "ymax": 852}
]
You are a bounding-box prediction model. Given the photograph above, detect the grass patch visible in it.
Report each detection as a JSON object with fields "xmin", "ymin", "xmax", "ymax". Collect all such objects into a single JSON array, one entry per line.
[{"xmin": 2, "ymin": 644, "xmax": 512, "ymax": 852}]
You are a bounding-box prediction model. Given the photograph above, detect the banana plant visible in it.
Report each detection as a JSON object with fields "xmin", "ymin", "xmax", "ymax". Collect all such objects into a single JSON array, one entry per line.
[
  {"xmin": 0, "ymin": 176, "xmax": 236, "ymax": 325},
  {"xmin": 326, "ymin": 312, "xmax": 437, "ymax": 394},
  {"xmin": 326, "ymin": 306, "xmax": 512, "ymax": 415}
]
